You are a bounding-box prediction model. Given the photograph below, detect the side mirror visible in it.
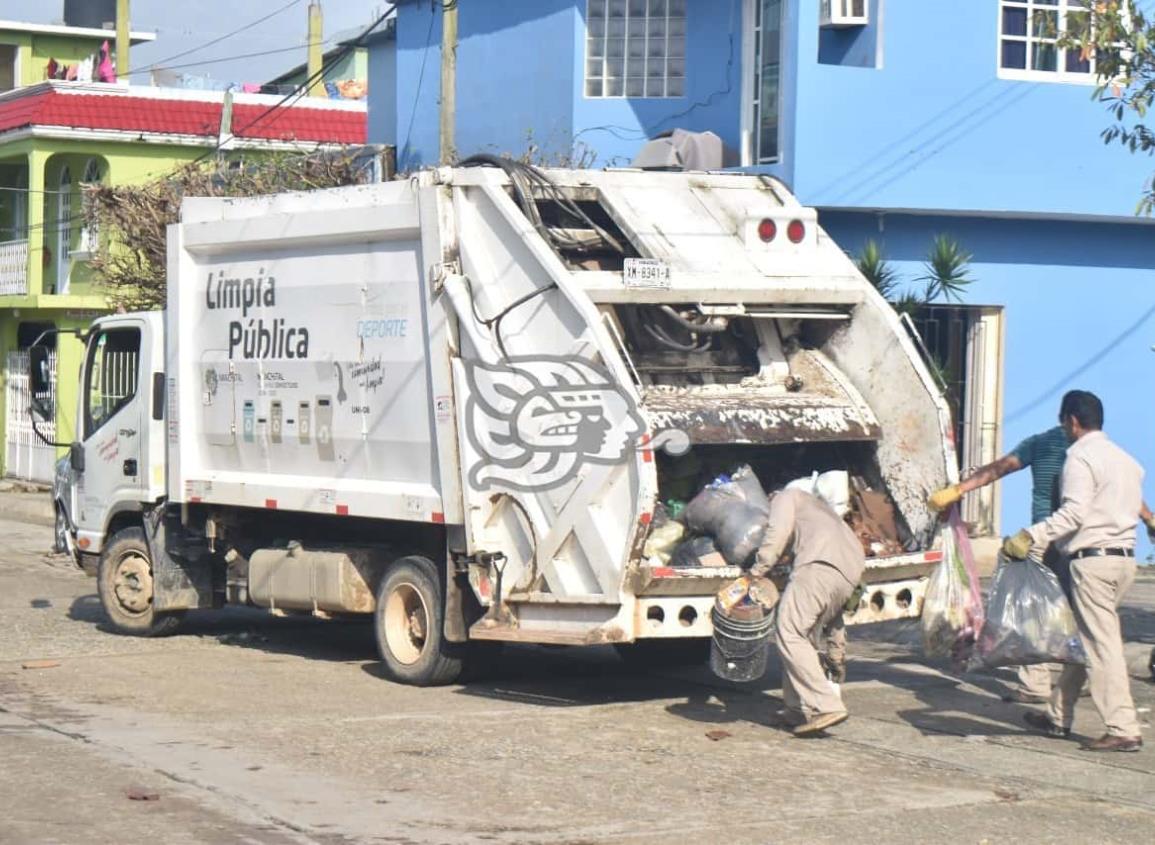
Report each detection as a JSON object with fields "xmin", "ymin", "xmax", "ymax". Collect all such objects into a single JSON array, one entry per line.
[
  {"xmin": 69, "ymin": 442, "xmax": 85, "ymax": 474},
  {"xmin": 28, "ymin": 346, "xmax": 53, "ymax": 420}
]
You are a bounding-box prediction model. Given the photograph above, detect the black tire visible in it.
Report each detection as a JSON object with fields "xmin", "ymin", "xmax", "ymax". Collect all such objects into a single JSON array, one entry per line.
[
  {"xmin": 374, "ymin": 556, "xmax": 464, "ymax": 686},
  {"xmin": 96, "ymin": 527, "xmax": 184, "ymax": 637},
  {"xmin": 614, "ymin": 638, "xmax": 711, "ymax": 670}
]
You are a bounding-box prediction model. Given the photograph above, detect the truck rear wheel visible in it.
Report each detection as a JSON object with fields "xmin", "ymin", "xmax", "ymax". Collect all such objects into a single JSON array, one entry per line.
[
  {"xmin": 374, "ymin": 556, "xmax": 464, "ymax": 686},
  {"xmin": 97, "ymin": 527, "xmax": 184, "ymax": 637}
]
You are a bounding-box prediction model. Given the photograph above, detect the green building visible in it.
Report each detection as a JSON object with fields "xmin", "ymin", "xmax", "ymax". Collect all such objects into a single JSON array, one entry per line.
[{"xmin": 0, "ymin": 19, "xmax": 367, "ymax": 481}]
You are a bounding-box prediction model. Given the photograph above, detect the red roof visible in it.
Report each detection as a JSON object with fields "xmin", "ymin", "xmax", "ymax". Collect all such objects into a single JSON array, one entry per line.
[{"xmin": 0, "ymin": 86, "xmax": 366, "ymax": 145}]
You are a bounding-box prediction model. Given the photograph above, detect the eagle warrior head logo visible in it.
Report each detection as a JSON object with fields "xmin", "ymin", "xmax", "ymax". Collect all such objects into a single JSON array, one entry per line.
[{"xmin": 463, "ymin": 356, "xmax": 647, "ymax": 492}]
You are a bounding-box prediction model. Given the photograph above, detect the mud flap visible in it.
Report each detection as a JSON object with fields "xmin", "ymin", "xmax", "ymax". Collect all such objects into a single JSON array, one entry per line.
[{"xmin": 145, "ymin": 508, "xmax": 213, "ymax": 611}]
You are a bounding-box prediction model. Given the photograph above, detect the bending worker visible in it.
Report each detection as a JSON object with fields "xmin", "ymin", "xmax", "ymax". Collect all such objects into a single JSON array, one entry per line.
[
  {"xmin": 750, "ymin": 488, "xmax": 865, "ymax": 737},
  {"xmin": 1003, "ymin": 391, "xmax": 1145, "ymax": 753}
]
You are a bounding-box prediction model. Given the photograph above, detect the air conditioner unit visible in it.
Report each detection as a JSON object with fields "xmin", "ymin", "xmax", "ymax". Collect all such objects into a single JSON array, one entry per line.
[{"xmin": 820, "ymin": 0, "xmax": 869, "ymax": 29}]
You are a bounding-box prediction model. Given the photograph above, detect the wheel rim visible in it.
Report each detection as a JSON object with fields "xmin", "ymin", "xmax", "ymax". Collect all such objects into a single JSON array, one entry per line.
[
  {"xmin": 112, "ymin": 551, "xmax": 153, "ymax": 616},
  {"xmin": 383, "ymin": 581, "xmax": 428, "ymax": 666}
]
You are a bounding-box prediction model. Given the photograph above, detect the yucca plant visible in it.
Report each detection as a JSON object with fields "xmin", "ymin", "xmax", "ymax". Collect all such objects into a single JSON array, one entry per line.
[
  {"xmin": 918, "ymin": 235, "xmax": 973, "ymax": 304},
  {"xmin": 856, "ymin": 239, "xmax": 899, "ymax": 300}
]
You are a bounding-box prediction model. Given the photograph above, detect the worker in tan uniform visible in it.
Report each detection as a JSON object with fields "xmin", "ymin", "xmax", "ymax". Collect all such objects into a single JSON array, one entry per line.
[
  {"xmin": 1002, "ymin": 390, "xmax": 1145, "ymax": 752},
  {"xmin": 750, "ymin": 488, "xmax": 865, "ymax": 736}
]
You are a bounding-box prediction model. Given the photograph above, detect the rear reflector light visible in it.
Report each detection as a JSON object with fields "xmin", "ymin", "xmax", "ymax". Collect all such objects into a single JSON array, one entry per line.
[
  {"xmin": 787, "ymin": 220, "xmax": 806, "ymax": 244},
  {"xmin": 757, "ymin": 219, "xmax": 777, "ymax": 242}
]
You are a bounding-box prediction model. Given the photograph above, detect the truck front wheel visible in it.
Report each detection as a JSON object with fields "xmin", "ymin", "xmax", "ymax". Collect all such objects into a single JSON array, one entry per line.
[
  {"xmin": 97, "ymin": 527, "xmax": 184, "ymax": 637},
  {"xmin": 374, "ymin": 556, "xmax": 464, "ymax": 686}
]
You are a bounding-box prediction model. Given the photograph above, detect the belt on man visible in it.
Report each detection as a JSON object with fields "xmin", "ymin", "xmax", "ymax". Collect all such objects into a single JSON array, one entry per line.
[{"xmin": 1070, "ymin": 547, "xmax": 1134, "ymax": 560}]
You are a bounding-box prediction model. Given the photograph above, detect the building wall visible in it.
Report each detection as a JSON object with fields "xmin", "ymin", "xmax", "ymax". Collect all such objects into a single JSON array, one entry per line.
[
  {"xmin": 393, "ymin": 0, "xmax": 577, "ymax": 169},
  {"xmin": 368, "ymin": 37, "xmax": 397, "ymax": 145},
  {"xmin": 822, "ymin": 210, "xmax": 1155, "ymax": 558},
  {"xmin": 569, "ymin": 0, "xmax": 744, "ymax": 166},
  {"xmin": 787, "ymin": 1, "xmax": 1155, "ymax": 217}
]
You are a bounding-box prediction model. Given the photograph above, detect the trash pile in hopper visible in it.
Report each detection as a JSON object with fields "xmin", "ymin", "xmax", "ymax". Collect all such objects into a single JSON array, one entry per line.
[{"xmin": 643, "ymin": 461, "xmax": 907, "ymax": 569}]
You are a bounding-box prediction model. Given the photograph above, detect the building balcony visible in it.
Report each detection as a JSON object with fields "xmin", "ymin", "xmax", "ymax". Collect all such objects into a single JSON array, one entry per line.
[{"xmin": 0, "ymin": 238, "xmax": 28, "ymax": 296}]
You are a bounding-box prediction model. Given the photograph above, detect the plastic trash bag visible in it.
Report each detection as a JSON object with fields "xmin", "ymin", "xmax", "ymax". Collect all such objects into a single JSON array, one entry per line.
[
  {"xmin": 683, "ymin": 465, "xmax": 770, "ymax": 566},
  {"xmin": 921, "ymin": 508, "xmax": 984, "ymax": 661},
  {"xmin": 669, "ymin": 535, "xmax": 722, "ymax": 568},
  {"xmin": 643, "ymin": 520, "xmax": 685, "ymax": 564},
  {"xmin": 784, "ymin": 470, "xmax": 851, "ymax": 517},
  {"xmin": 969, "ymin": 554, "xmax": 1086, "ymax": 670}
]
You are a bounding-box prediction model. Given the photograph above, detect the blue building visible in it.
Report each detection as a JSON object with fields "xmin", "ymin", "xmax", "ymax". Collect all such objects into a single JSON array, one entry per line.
[{"xmin": 370, "ymin": 1, "xmax": 1155, "ymax": 552}]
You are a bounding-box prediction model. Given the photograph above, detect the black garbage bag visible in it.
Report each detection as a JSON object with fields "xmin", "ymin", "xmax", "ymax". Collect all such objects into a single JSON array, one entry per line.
[
  {"xmin": 669, "ymin": 535, "xmax": 722, "ymax": 568},
  {"xmin": 683, "ymin": 465, "xmax": 770, "ymax": 567}
]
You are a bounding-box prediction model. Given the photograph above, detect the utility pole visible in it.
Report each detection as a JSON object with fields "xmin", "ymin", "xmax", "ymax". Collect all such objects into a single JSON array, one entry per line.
[
  {"xmin": 307, "ymin": 1, "xmax": 325, "ymax": 97},
  {"xmin": 116, "ymin": 0, "xmax": 130, "ymax": 80},
  {"xmin": 439, "ymin": 0, "xmax": 457, "ymax": 164}
]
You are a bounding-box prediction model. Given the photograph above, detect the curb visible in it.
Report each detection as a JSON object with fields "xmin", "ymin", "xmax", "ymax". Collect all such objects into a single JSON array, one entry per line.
[{"xmin": 0, "ymin": 492, "xmax": 56, "ymax": 527}]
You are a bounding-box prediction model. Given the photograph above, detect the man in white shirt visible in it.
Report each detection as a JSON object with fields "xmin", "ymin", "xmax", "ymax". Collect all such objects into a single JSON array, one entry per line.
[{"xmin": 1002, "ymin": 390, "xmax": 1145, "ymax": 753}]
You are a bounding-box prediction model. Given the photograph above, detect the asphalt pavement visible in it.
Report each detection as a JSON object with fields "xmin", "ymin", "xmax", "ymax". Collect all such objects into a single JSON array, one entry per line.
[{"xmin": 2, "ymin": 516, "xmax": 1155, "ymax": 844}]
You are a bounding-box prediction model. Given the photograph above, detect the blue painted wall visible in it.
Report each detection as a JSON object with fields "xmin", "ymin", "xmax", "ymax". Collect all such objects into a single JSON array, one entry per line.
[
  {"xmin": 385, "ymin": 0, "xmax": 745, "ymax": 168},
  {"xmin": 570, "ymin": 0, "xmax": 745, "ymax": 166},
  {"xmin": 367, "ymin": 33, "xmax": 397, "ymax": 145},
  {"xmin": 789, "ymin": 1, "xmax": 1155, "ymax": 218},
  {"xmin": 822, "ymin": 210, "xmax": 1155, "ymax": 558}
]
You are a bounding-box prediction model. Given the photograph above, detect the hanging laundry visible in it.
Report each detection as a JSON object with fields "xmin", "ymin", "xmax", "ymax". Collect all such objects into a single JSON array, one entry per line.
[
  {"xmin": 324, "ymin": 81, "xmax": 342, "ymax": 99},
  {"xmin": 336, "ymin": 79, "xmax": 368, "ymax": 100},
  {"xmin": 64, "ymin": 63, "xmax": 78, "ymax": 81},
  {"xmin": 76, "ymin": 56, "xmax": 94, "ymax": 84},
  {"xmin": 45, "ymin": 58, "xmax": 59, "ymax": 79},
  {"xmin": 241, "ymin": 83, "xmax": 261, "ymax": 94},
  {"xmin": 97, "ymin": 40, "xmax": 116, "ymax": 83}
]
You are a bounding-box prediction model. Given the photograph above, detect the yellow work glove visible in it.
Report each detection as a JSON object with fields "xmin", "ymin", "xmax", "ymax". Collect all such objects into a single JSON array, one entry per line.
[
  {"xmin": 928, "ymin": 484, "xmax": 963, "ymax": 513},
  {"xmin": 1002, "ymin": 529, "xmax": 1033, "ymax": 561}
]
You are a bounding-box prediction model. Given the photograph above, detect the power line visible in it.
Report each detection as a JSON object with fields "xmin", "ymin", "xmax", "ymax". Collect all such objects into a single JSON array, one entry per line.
[
  {"xmin": 124, "ymin": 43, "xmax": 323, "ymax": 78},
  {"xmin": 191, "ymin": 5, "xmax": 396, "ymax": 166},
  {"xmin": 132, "ymin": 0, "xmax": 305, "ymax": 77}
]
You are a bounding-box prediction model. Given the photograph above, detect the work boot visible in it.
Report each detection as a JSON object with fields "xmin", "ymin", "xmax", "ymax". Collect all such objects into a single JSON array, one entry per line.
[
  {"xmin": 793, "ymin": 710, "xmax": 848, "ymax": 736},
  {"xmin": 1082, "ymin": 734, "xmax": 1143, "ymax": 753},
  {"xmin": 768, "ymin": 709, "xmax": 806, "ymax": 729},
  {"xmin": 1022, "ymin": 711, "xmax": 1071, "ymax": 739}
]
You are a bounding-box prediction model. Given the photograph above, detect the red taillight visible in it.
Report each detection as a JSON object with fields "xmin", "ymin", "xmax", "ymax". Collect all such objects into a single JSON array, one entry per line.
[
  {"xmin": 757, "ymin": 219, "xmax": 777, "ymax": 242},
  {"xmin": 787, "ymin": 220, "xmax": 806, "ymax": 243}
]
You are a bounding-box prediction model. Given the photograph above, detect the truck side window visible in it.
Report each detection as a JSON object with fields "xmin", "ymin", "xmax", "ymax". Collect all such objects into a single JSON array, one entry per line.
[{"xmin": 84, "ymin": 328, "xmax": 141, "ymax": 438}]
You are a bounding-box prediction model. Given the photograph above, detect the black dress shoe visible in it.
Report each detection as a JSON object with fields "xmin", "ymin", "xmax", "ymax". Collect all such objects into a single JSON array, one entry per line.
[{"xmin": 1023, "ymin": 710, "xmax": 1071, "ymax": 738}]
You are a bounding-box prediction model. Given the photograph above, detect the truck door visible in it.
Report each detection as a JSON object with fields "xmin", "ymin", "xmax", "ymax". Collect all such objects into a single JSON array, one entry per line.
[{"xmin": 75, "ymin": 324, "xmax": 146, "ymax": 548}]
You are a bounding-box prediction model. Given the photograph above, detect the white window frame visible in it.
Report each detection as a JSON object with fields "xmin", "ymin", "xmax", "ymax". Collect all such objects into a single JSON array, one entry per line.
[
  {"xmin": 0, "ymin": 42, "xmax": 19, "ymax": 94},
  {"xmin": 584, "ymin": 0, "xmax": 687, "ymax": 99},
  {"xmin": 742, "ymin": 0, "xmax": 784, "ymax": 165},
  {"xmin": 76, "ymin": 158, "xmax": 102, "ymax": 257},
  {"xmin": 997, "ymin": 0, "xmax": 1117, "ymax": 85},
  {"xmin": 56, "ymin": 165, "xmax": 71, "ymax": 295}
]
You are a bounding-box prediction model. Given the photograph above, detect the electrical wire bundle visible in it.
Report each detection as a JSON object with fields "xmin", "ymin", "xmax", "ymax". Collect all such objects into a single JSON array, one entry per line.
[
  {"xmin": 639, "ymin": 305, "xmax": 727, "ymax": 352},
  {"xmin": 458, "ymin": 155, "xmax": 625, "ymax": 256}
]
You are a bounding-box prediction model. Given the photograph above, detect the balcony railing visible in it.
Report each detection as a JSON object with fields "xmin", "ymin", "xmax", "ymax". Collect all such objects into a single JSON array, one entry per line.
[{"xmin": 0, "ymin": 239, "xmax": 29, "ymax": 296}]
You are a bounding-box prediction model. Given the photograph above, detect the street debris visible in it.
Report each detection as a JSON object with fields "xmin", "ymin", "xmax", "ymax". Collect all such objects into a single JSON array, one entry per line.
[
  {"xmin": 705, "ymin": 729, "xmax": 732, "ymax": 741},
  {"xmin": 21, "ymin": 659, "xmax": 61, "ymax": 670},
  {"xmin": 125, "ymin": 788, "xmax": 160, "ymax": 802}
]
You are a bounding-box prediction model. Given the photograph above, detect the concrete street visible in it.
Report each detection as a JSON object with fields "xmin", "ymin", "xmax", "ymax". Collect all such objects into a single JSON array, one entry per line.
[{"xmin": 2, "ymin": 516, "xmax": 1155, "ymax": 844}]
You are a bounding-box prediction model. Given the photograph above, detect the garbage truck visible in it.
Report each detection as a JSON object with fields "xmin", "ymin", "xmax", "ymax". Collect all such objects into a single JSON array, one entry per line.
[{"xmin": 33, "ymin": 162, "xmax": 957, "ymax": 685}]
